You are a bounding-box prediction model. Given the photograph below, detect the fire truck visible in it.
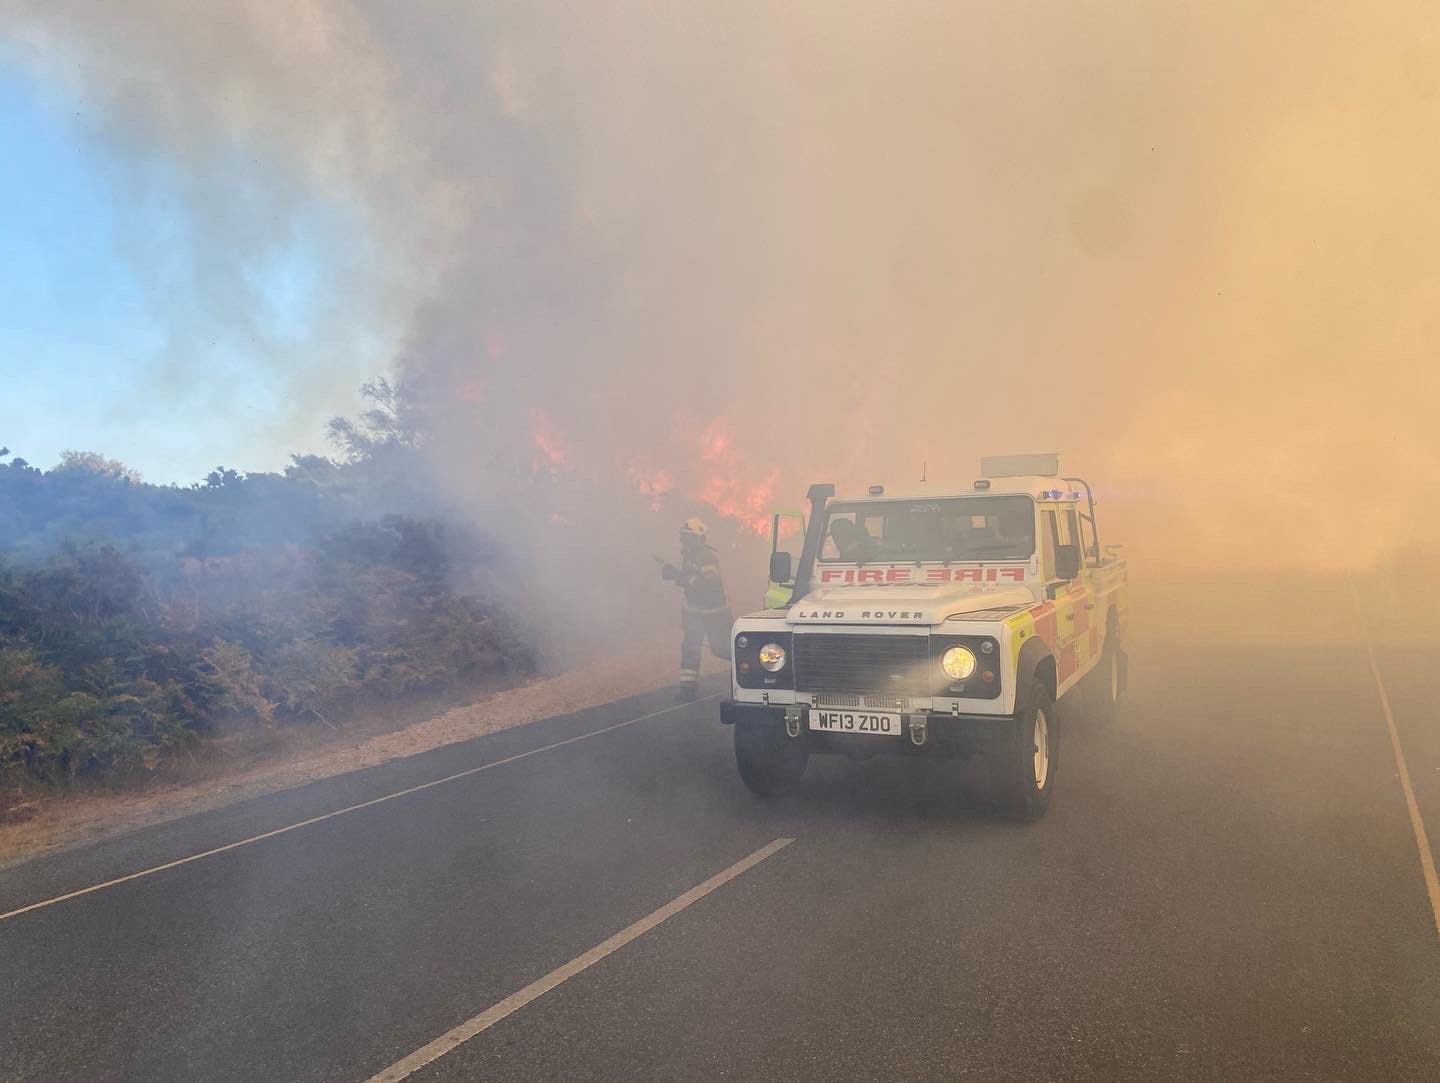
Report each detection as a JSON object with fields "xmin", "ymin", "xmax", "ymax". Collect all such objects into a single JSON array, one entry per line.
[{"xmin": 721, "ymin": 454, "xmax": 1129, "ymax": 820}]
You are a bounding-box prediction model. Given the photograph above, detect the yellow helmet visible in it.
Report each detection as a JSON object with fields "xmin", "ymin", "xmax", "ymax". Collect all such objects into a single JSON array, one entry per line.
[{"xmin": 680, "ymin": 517, "xmax": 708, "ymax": 542}]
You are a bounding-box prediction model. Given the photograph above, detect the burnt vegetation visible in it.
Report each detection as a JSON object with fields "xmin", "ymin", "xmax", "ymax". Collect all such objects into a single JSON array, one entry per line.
[{"xmin": 0, "ymin": 387, "xmax": 533, "ymax": 791}]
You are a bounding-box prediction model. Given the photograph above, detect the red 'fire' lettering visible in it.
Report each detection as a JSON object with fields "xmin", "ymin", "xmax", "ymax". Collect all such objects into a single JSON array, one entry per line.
[{"xmin": 818, "ymin": 565, "xmax": 1024, "ymax": 585}]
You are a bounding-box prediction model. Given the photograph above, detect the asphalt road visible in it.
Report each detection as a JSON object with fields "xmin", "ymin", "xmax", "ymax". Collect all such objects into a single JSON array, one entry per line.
[{"xmin": 3, "ymin": 613, "xmax": 1439, "ymax": 1080}]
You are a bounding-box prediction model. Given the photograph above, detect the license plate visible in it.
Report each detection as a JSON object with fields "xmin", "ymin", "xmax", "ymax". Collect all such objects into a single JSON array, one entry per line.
[{"xmin": 808, "ymin": 709, "xmax": 903, "ymax": 736}]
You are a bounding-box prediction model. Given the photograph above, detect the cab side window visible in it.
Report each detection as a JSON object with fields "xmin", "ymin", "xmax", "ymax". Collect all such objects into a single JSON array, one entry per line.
[
  {"xmin": 1050, "ymin": 509, "xmax": 1082, "ymax": 581},
  {"xmin": 1060, "ymin": 509, "xmax": 1080, "ymax": 550},
  {"xmin": 1077, "ymin": 509, "xmax": 1098, "ymax": 563},
  {"xmin": 1040, "ymin": 510, "xmax": 1059, "ymax": 577}
]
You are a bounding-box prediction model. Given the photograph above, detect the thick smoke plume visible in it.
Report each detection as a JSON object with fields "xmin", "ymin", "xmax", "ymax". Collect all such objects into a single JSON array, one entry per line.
[{"xmin": 5, "ymin": 1, "xmax": 1439, "ymax": 594}]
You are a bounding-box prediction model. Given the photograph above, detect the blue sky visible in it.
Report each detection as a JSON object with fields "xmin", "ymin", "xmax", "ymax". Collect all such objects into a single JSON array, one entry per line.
[{"xmin": 0, "ymin": 62, "xmax": 372, "ymax": 485}]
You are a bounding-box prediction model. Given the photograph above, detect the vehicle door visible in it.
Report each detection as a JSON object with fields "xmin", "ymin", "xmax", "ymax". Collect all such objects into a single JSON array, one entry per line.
[
  {"xmin": 764, "ymin": 509, "xmax": 806, "ymax": 609},
  {"xmin": 1074, "ymin": 496, "xmax": 1118, "ymax": 651},
  {"xmin": 1042, "ymin": 506, "xmax": 1091, "ymax": 695}
]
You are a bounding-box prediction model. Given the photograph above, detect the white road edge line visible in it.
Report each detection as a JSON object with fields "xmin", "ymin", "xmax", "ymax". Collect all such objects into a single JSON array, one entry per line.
[
  {"xmin": 0, "ymin": 694, "xmax": 721, "ymax": 924},
  {"xmin": 366, "ymin": 836, "xmax": 796, "ymax": 1083},
  {"xmin": 1351, "ymin": 583, "xmax": 1440, "ymax": 939}
]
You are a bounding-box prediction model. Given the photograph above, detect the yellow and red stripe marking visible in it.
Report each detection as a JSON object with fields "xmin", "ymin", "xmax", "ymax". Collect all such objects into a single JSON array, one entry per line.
[{"xmin": 1004, "ymin": 560, "xmax": 1128, "ymax": 696}]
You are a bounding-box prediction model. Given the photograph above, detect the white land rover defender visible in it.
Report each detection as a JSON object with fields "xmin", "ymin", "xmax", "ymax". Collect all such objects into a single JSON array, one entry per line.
[{"xmin": 720, "ymin": 454, "xmax": 1129, "ymax": 820}]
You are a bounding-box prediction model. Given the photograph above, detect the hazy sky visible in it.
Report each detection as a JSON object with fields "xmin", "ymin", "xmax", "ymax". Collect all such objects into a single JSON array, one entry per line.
[{"xmin": 0, "ymin": 60, "xmax": 380, "ymax": 483}]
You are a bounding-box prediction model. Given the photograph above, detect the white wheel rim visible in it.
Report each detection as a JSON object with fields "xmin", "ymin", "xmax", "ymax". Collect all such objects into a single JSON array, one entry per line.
[
  {"xmin": 1109, "ymin": 650, "xmax": 1119, "ymax": 703},
  {"xmin": 1033, "ymin": 708, "xmax": 1050, "ymax": 789}
]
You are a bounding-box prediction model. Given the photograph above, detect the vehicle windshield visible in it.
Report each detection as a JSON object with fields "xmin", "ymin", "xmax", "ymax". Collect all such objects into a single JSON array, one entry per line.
[{"xmin": 819, "ymin": 495, "xmax": 1036, "ymax": 563}]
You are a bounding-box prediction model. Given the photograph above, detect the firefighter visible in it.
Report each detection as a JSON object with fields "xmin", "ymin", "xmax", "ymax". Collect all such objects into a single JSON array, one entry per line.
[{"xmin": 659, "ymin": 518, "xmax": 733, "ymax": 700}]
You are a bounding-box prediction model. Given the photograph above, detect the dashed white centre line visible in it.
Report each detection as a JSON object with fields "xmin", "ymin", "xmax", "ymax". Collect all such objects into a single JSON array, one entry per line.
[
  {"xmin": 366, "ymin": 837, "xmax": 796, "ymax": 1082},
  {"xmin": 1351, "ymin": 584, "xmax": 1440, "ymax": 940},
  {"xmin": 0, "ymin": 695, "xmax": 719, "ymax": 924}
]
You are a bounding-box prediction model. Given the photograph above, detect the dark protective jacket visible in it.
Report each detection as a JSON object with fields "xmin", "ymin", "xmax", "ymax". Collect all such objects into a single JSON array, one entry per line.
[{"xmin": 678, "ymin": 543, "xmax": 728, "ymax": 612}]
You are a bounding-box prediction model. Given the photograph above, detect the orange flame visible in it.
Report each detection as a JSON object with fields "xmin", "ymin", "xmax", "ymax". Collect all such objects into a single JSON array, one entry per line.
[
  {"xmin": 621, "ymin": 454, "xmax": 676, "ymax": 511},
  {"xmin": 686, "ymin": 416, "xmax": 777, "ymax": 535},
  {"xmin": 528, "ymin": 407, "xmax": 571, "ymax": 472}
]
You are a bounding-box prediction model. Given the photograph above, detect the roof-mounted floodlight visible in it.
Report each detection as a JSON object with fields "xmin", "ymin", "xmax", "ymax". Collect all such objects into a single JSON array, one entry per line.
[{"xmin": 981, "ymin": 453, "xmax": 1060, "ymax": 479}]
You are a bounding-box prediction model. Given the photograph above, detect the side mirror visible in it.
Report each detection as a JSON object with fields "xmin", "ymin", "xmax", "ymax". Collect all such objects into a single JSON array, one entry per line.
[
  {"xmin": 769, "ymin": 551, "xmax": 793, "ymax": 584},
  {"xmin": 1055, "ymin": 544, "xmax": 1081, "ymax": 581}
]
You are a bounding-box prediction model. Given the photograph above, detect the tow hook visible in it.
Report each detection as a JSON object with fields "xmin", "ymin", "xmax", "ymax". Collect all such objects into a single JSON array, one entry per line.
[
  {"xmin": 910, "ymin": 714, "xmax": 928, "ymax": 747},
  {"xmin": 785, "ymin": 707, "xmax": 802, "ymax": 739}
]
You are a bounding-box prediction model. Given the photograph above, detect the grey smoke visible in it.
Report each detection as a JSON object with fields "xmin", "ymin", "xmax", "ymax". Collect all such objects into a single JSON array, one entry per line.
[{"xmin": 3, "ymin": 1, "xmax": 1437, "ymax": 572}]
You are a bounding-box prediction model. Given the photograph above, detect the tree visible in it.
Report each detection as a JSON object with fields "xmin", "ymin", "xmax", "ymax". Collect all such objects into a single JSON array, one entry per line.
[
  {"xmin": 203, "ymin": 466, "xmax": 243, "ymax": 489},
  {"xmin": 326, "ymin": 378, "xmax": 424, "ymax": 461},
  {"xmin": 50, "ymin": 450, "xmax": 142, "ymax": 483}
]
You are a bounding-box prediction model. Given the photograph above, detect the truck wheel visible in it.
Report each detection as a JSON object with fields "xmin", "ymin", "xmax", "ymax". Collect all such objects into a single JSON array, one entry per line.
[
  {"xmin": 995, "ymin": 675, "xmax": 1057, "ymax": 821},
  {"xmin": 735, "ymin": 723, "xmax": 808, "ymax": 797},
  {"xmin": 1085, "ymin": 622, "xmax": 1126, "ymax": 725}
]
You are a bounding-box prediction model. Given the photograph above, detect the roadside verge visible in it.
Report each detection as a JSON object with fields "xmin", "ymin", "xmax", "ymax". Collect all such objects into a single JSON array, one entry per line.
[{"xmin": 0, "ymin": 641, "xmax": 673, "ymax": 871}]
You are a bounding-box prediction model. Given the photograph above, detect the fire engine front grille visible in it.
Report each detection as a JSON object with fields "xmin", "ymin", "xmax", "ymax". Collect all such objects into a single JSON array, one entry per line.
[
  {"xmin": 813, "ymin": 693, "xmax": 912, "ymax": 711},
  {"xmin": 793, "ymin": 634, "xmax": 931, "ymax": 696},
  {"xmin": 860, "ymin": 694, "xmax": 909, "ymax": 712}
]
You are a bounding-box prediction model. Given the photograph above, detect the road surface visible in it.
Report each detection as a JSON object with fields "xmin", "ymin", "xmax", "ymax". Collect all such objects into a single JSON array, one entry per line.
[{"xmin": 3, "ymin": 608, "xmax": 1438, "ymax": 1080}]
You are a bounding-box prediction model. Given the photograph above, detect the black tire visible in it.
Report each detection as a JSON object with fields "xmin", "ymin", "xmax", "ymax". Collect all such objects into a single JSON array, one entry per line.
[
  {"xmin": 734, "ymin": 723, "xmax": 808, "ymax": 797},
  {"xmin": 994, "ymin": 675, "xmax": 1058, "ymax": 821},
  {"xmin": 1085, "ymin": 617, "xmax": 1126, "ymax": 725}
]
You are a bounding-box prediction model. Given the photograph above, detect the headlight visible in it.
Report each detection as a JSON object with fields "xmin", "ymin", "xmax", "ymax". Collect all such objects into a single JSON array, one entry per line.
[
  {"xmin": 758, "ymin": 642, "xmax": 787, "ymax": 672},
  {"xmin": 941, "ymin": 645, "xmax": 977, "ymax": 681}
]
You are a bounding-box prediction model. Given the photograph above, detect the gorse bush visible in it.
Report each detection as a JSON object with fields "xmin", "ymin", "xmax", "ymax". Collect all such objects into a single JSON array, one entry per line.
[
  {"xmin": 0, "ymin": 572, "xmax": 207, "ymax": 782},
  {"xmin": 0, "ymin": 427, "xmax": 534, "ymax": 788},
  {"xmin": 0, "ymin": 531, "xmax": 531, "ymax": 785}
]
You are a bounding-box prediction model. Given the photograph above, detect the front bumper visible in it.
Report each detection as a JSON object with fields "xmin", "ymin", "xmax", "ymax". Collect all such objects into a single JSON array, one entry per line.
[{"xmin": 720, "ymin": 700, "xmax": 1011, "ymax": 757}]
